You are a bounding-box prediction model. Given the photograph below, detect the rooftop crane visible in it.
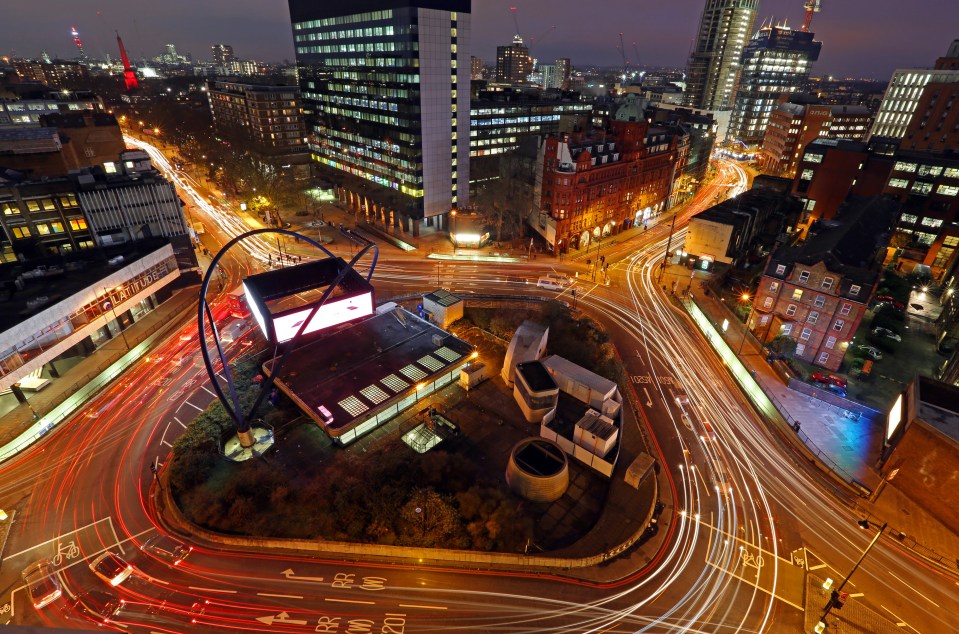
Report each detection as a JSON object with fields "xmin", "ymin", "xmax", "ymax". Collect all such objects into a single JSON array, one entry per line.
[
  {"xmin": 617, "ymin": 32, "xmax": 628, "ymax": 81},
  {"xmin": 509, "ymin": 6, "xmax": 522, "ymax": 38},
  {"xmin": 801, "ymin": 0, "xmax": 822, "ymax": 32},
  {"xmin": 529, "ymin": 25, "xmax": 556, "ymax": 48}
]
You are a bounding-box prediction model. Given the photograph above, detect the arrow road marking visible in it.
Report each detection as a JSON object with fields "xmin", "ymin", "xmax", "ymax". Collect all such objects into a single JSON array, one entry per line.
[
  {"xmin": 643, "ymin": 387, "xmax": 652, "ymax": 407},
  {"xmin": 281, "ymin": 568, "xmax": 325, "ymax": 583},
  {"xmin": 256, "ymin": 612, "xmax": 308, "ymax": 626}
]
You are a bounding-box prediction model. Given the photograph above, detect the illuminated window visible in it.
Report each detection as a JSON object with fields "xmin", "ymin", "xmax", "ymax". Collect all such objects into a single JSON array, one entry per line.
[
  {"xmin": 849, "ymin": 285, "xmax": 861, "ymax": 296},
  {"xmin": 26, "ymin": 200, "xmax": 40, "ymax": 212},
  {"xmin": 805, "ymin": 153, "xmax": 823, "ymax": 163},
  {"xmin": 775, "ymin": 264, "xmax": 786, "ymax": 275},
  {"xmin": 69, "ymin": 218, "xmax": 88, "ymax": 231},
  {"xmin": 1, "ymin": 202, "xmax": 19, "ymax": 215},
  {"xmin": 792, "ymin": 288, "xmax": 803, "ymax": 301},
  {"xmin": 12, "ymin": 226, "xmax": 31, "ymax": 238},
  {"xmin": 769, "ymin": 281, "xmax": 779, "ymax": 292}
]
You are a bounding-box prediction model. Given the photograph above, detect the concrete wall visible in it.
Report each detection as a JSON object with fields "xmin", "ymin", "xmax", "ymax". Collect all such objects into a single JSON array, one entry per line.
[{"xmin": 887, "ymin": 421, "xmax": 959, "ymax": 534}]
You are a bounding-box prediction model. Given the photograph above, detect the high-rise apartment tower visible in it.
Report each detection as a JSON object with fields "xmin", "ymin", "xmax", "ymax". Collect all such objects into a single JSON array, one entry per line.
[{"xmin": 684, "ymin": 0, "xmax": 759, "ymax": 111}]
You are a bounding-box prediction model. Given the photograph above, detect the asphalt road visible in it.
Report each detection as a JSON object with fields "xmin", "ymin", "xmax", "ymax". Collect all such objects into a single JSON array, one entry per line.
[{"xmin": 1, "ymin": 143, "xmax": 957, "ymax": 633}]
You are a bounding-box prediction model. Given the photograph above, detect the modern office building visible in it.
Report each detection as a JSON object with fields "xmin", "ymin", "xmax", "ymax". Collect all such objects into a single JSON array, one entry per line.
[
  {"xmin": 1, "ymin": 150, "xmax": 196, "ymax": 268},
  {"xmin": 206, "ymin": 80, "xmax": 308, "ymax": 164},
  {"xmin": 870, "ymin": 42, "xmax": 959, "ymax": 145},
  {"xmin": 470, "ymin": 56, "xmax": 484, "ymax": 80},
  {"xmin": 469, "ymin": 88, "xmax": 591, "ymax": 158},
  {"xmin": 0, "ymin": 239, "xmax": 183, "ymax": 408},
  {"xmin": 496, "ymin": 35, "xmax": 532, "ymax": 84},
  {"xmin": 761, "ymin": 97, "xmax": 871, "ymax": 177},
  {"xmin": 0, "ymin": 86, "xmax": 104, "ymax": 127},
  {"xmin": 727, "ymin": 25, "xmax": 822, "ymax": 145},
  {"xmin": 684, "ymin": 0, "xmax": 759, "ymax": 112},
  {"xmin": 288, "ymin": 0, "xmax": 470, "ymax": 232},
  {"xmin": 211, "ymin": 44, "xmax": 235, "ymax": 65},
  {"xmin": 11, "ymin": 60, "xmax": 88, "ymax": 88}
]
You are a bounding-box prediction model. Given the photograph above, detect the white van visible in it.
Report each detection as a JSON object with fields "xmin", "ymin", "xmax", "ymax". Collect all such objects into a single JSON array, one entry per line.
[{"xmin": 537, "ymin": 276, "xmax": 565, "ymax": 290}]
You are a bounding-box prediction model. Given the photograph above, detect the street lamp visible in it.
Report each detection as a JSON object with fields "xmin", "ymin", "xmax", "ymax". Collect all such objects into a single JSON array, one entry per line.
[
  {"xmin": 450, "ymin": 209, "xmax": 457, "ymax": 251},
  {"xmin": 737, "ymin": 293, "xmax": 753, "ymax": 355}
]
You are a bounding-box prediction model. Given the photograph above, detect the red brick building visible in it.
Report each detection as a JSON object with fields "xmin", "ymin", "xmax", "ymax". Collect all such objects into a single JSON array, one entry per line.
[
  {"xmin": 531, "ymin": 95, "xmax": 686, "ymax": 253},
  {"xmin": 761, "ymin": 97, "xmax": 871, "ymax": 178},
  {"xmin": 751, "ymin": 197, "xmax": 897, "ymax": 371},
  {"xmin": 791, "ymin": 139, "xmax": 893, "ymax": 221}
]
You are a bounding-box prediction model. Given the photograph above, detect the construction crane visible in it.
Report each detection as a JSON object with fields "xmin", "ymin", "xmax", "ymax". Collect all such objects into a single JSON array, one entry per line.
[
  {"xmin": 801, "ymin": 0, "xmax": 822, "ymax": 32},
  {"xmin": 617, "ymin": 32, "xmax": 628, "ymax": 82},
  {"xmin": 529, "ymin": 25, "xmax": 556, "ymax": 49},
  {"xmin": 116, "ymin": 31, "xmax": 139, "ymax": 91},
  {"xmin": 509, "ymin": 6, "xmax": 522, "ymax": 38}
]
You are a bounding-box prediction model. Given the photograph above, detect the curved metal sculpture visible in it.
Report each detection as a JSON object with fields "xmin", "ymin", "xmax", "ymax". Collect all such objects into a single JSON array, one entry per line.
[{"xmin": 197, "ymin": 227, "xmax": 378, "ymax": 448}]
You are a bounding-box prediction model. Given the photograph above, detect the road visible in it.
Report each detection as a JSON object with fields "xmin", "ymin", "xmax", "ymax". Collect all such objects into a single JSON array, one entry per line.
[{"xmin": 1, "ymin": 140, "xmax": 956, "ymax": 632}]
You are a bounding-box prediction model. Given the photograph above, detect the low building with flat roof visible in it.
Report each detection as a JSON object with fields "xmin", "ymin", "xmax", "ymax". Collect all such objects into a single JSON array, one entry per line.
[{"xmin": 264, "ymin": 303, "xmax": 475, "ymax": 446}]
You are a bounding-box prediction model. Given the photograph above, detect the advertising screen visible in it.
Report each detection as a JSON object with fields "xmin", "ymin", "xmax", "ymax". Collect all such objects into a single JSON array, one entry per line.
[{"xmin": 272, "ymin": 291, "xmax": 374, "ymax": 343}]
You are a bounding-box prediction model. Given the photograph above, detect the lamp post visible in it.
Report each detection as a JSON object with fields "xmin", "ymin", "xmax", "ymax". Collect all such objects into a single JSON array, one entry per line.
[
  {"xmin": 658, "ymin": 211, "xmax": 678, "ymax": 283},
  {"xmin": 102, "ymin": 287, "xmax": 131, "ymax": 350},
  {"xmin": 737, "ymin": 294, "xmax": 753, "ymax": 355},
  {"xmin": 450, "ymin": 209, "xmax": 457, "ymax": 253}
]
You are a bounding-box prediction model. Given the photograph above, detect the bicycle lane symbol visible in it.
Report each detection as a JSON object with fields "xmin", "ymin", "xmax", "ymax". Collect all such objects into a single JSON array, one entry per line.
[
  {"xmin": 740, "ymin": 549, "xmax": 765, "ymax": 570},
  {"xmin": 51, "ymin": 540, "xmax": 80, "ymax": 567}
]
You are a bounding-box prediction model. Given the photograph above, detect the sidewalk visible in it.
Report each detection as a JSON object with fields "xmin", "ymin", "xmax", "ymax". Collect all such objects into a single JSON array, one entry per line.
[
  {"xmin": 0, "ymin": 286, "xmax": 198, "ymax": 463},
  {"xmin": 685, "ymin": 278, "xmax": 959, "ymax": 579}
]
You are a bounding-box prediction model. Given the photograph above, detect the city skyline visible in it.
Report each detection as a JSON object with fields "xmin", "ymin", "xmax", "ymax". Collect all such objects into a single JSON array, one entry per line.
[{"xmin": 0, "ymin": 0, "xmax": 955, "ymax": 80}]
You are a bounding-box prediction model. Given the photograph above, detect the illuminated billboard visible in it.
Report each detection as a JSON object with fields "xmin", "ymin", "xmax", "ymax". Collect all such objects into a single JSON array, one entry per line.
[
  {"xmin": 886, "ymin": 394, "xmax": 903, "ymax": 440},
  {"xmin": 242, "ymin": 257, "xmax": 375, "ymax": 344}
]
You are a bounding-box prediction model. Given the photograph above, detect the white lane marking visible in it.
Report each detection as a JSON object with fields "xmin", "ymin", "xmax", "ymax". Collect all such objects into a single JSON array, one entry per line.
[
  {"xmin": 888, "ymin": 571, "xmax": 940, "ymax": 608},
  {"xmin": 324, "ymin": 598, "xmax": 375, "ymax": 605},
  {"xmin": 183, "ymin": 401, "xmax": 204, "ymax": 411},
  {"xmin": 4, "ymin": 517, "xmax": 110, "ymax": 561},
  {"xmin": 399, "ymin": 604, "xmax": 447, "ymax": 610},
  {"xmin": 188, "ymin": 587, "xmax": 237, "ymax": 594},
  {"xmin": 160, "ymin": 440, "xmax": 172, "ymax": 447},
  {"xmin": 201, "ymin": 385, "xmax": 216, "ymax": 396},
  {"xmin": 257, "ymin": 593, "xmax": 303, "ymax": 599},
  {"xmin": 880, "ymin": 605, "xmax": 909, "ymax": 627},
  {"xmin": 174, "ymin": 416, "xmax": 187, "ymax": 428}
]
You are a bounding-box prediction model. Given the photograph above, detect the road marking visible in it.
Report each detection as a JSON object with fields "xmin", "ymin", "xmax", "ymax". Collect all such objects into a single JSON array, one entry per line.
[
  {"xmin": 188, "ymin": 587, "xmax": 237, "ymax": 594},
  {"xmin": 4, "ymin": 517, "xmax": 111, "ymax": 561},
  {"xmin": 642, "ymin": 387, "xmax": 653, "ymax": 407},
  {"xmin": 880, "ymin": 605, "xmax": 909, "ymax": 627},
  {"xmin": 324, "ymin": 598, "xmax": 375, "ymax": 605},
  {"xmin": 809, "ymin": 563, "xmax": 828, "ymax": 571},
  {"xmin": 257, "ymin": 593, "xmax": 303, "ymax": 599},
  {"xmin": 183, "ymin": 401, "xmax": 204, "ymax": 411},
  {"xmin": 201, "ymin": 385, "xmax": 216, "ymax": 397},
  {"xmin": 174, "ymin": 416, "xmax": 187, "ymax": 428},
  {"xmin": 887, "ymin": 571, "xmax": 940, "ymax": 607},
  {"xmin": 281, "ymin": 568, "xmax": 325, "ymax": 583},
  {"xmin": 257, "ymin": 612, "xmax": 308, "ymax": 626},
  {"xmin": 399, "ymin": 604, "xmax": 447, "ymax": 610}
]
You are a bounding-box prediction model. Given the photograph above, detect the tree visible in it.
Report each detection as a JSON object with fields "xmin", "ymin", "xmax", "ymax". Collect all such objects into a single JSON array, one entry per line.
[{"xmin": 768, "ymin": 334, "xmax": 798, "ymax": 358}]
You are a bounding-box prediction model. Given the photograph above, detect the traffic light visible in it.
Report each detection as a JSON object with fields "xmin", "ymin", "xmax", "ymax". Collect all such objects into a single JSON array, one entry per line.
[{"xmin": 829, "ymin": 590, "xmax": 847, "ymax": 610}]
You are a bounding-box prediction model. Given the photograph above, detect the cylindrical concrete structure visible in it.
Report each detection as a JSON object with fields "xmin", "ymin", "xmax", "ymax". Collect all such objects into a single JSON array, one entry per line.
[{"xmin": 506, "ymin": 437, "xmax": 569, "ymax": 503}]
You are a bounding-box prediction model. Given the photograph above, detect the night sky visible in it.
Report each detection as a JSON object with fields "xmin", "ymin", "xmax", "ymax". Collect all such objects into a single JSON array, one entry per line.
[{"xmin": 2, "ymin": 0, "xmax": 955, "ymax": 80}]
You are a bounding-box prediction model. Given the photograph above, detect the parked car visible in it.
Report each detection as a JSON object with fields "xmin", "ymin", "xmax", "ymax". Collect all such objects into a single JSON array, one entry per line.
[
  {"xmin": 22, "ymin": 560, "xmax": 61, "ymax": 609},
  {"xmin": 857, "ymin": 345, "xmax": 883, "ymax": 360},
  {"xmin": 140, "ymin": 535, "xmax": 193, "ymax": 566},
  {"xmin": 874, "ymin": 295, "xmax": 905, "ymax": 311},
  {"xmin": 89, "ymin": 552, "xmax": 134, "ymax": 586},
  {"xmin": 872, "ymin": 327, "xmax": 902, "ymax": 342},
  {"xmin": 810, "ymin": 372, "xmax": 847, "ymax": 388},
  {"xmin": 825, "ymin": 383, "xmax": 847, "ymax": 398}
]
